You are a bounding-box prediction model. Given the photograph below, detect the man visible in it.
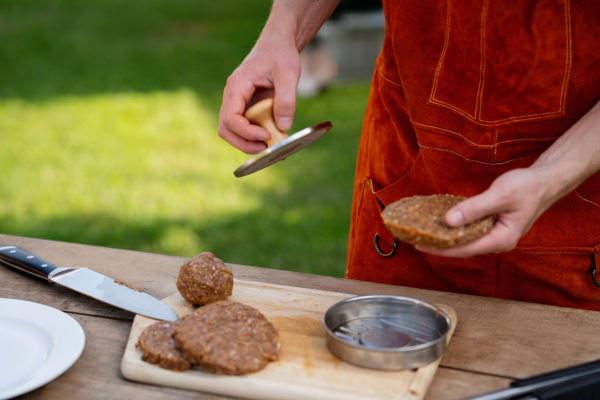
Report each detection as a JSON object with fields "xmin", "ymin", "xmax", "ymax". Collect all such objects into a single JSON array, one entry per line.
[{"xmin": 219, "ymin": 0, "xmax": 600, "ymax": 310}]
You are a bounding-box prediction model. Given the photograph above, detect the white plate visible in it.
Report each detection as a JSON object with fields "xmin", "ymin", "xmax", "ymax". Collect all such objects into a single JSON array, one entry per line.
[{"xmin": 0, "ymin": 299, "xmax": 85, "ymax": 400}]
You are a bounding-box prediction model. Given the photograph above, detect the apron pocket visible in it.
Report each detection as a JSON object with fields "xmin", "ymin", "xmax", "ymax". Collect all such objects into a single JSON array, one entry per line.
[
  {"xmin": 428, "ymin": 0, "xmax": 572, "ymax": 127},
  {"xmin": 362, "ymin": 151, "xmax": 439, "ymax": 259}
]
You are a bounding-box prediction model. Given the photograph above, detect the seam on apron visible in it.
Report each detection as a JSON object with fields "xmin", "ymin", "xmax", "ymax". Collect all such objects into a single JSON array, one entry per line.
[
  {"xmin": 419, "ymin": 144, "xmax": 534, "ymax": 166},
  {"xmin": 378, "ymin": 71, "xmax": 402, "ymax": 89},
  {"xmin": 575, "ymin": 191, "xmax": 600, "ymax": 209},
  {"xmin": 491, "ymin": 126, "xmax": 499, "ymax": 163},
  {"xmin": 475, "ymin": 0, "xmax": 491, "ymax": 121},
  {"xmin": 411, "ymin": 119, "xmax": 562, "ymax": 148},
  {"xmin": 427, "ymin": 0, "xmax": 573, "ymax": 127},
  {"xmin": 429, "ymin": 0, "xmax": 452, "ymax": 111},
  {"xmin": 429, "ymin": 98, "xmax": 569, "ymax": 126}
]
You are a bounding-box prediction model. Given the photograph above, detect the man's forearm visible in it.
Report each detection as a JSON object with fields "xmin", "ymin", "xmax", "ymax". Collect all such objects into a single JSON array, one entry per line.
[
  {"xmin": 531, "ymin": 100, "xmax": 600, "ymax": 205},
  {"xmin": 262, "ymin": 0, "xmax": 341, "ymax": 51}
]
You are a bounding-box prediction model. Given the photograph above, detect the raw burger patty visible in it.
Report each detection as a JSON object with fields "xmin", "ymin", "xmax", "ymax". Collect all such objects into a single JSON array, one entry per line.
[
  {"xmin": 175, "ymin": 301, "xmax": 279, "ymax": 375},
  {"xmin": 382, "ymin": 194, "xmax": 495, "ymax": 249},
  {"xmin": 176, "ymin": 252, "xmax": 233, "ymax": 306},
  {"xmin": 137, "ymin": 320, "xmax": 191, "ymax": 371}
]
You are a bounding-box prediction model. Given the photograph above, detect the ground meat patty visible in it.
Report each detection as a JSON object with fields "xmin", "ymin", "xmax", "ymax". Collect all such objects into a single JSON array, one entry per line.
[
  {"xmin": 176, "ymin": 252, "xmax": 233, "ymax": 305},
  {"xmin": 137, "ymin": 320, "xmax": 191, "ymax": 371},
  {"xmin": 381, "ymin": 194, "xmax": 495, "ymax": 249},
  {"xmin": 175, "ymin": 301, "xmax": 279, "ymax": 375}
]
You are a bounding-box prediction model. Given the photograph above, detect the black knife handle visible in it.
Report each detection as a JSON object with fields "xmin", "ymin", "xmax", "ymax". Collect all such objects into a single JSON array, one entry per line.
[
  {"xmin": 532, "ymin": 373, "xmax": 600, "ymax": 400},
  {"xmin": 512, "ymin": 359, "xmax": 600, "ymax": 388},
  {"xmin": 0, "ymin": 246, "xmax": 59, "ymax": 280}
]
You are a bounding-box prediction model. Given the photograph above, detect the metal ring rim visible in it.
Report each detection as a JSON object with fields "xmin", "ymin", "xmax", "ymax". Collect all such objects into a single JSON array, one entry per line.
[{"xmin": 374, "ymin": 233, "xmax": 397, "ymax": 257}]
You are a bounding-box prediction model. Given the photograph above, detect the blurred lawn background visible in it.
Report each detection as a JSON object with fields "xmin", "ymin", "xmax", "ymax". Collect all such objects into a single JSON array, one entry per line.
[{"xmin": 0, "ymin": 0, "xmax": 371, "ymax": 277}]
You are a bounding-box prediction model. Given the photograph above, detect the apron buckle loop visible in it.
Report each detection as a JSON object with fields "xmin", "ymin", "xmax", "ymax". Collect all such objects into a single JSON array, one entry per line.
[
  {"xmin": 592, "ymin": 253, "xmax": 600, "ymax": 288},
  {"xmin": 374, "ymin": 233, "xmax": 397, "ymax": 257}
]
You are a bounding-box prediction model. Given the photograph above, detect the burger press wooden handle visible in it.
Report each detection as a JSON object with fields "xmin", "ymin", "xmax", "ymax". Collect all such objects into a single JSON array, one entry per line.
[{"xmin": 244, "ymin": 98, "xmax": 289, "ymax": 147}]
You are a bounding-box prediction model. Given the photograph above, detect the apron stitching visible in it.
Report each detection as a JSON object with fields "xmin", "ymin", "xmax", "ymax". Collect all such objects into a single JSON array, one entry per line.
[
  {"xmin": 419, "ymin": 144, "xmax": 534, "ymax": 166},
  {"xmin": 428, "ymin": 0, "xmax": 572, "ymax": 126},
  {"xmin": 429, "ymin": 99, "xmax": 567, "ymax": 126},
  {"xmin": 575, "ymin": 191, "xmax": 600, "ymax": 209},
  {"xmin": 432, "ymin": 100, "xmax": 563, "ymax": 127},
  {"xmin": 560, "ymin": 0, "xmax": 573, "ymax": 113},
  {"xmin": 411, "ymin": 119, "xmax": 561, "ymax": 148},
  {"xmin": 378, "ymin": 71, "xmax": 402, "ymax": 89},
  {"xmin": 497, "ymin": 136, "xmax": 561, "ymax": 146},
  {"xmin": 492, "ymin": 127, "xmax": 499, "ymax": 163},
  {"xmin": 412, "ymin": 120, "xmax": 491, "ymax": 148},
  {"xmin": 475, "ymin": 0, "xmax": 490, "ymax": 121},
  {"xmin": 428, "ymin": 0, "xmax": 453, "ymax": 107}
]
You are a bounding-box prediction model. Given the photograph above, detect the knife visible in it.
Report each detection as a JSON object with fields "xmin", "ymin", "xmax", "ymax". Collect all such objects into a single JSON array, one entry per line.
[
  {"xmin": 0, "ymin": 245, "xmax": 179, "ymax": 321},
  {"xmin": 463, "ymin": 358, "xmax": 600, "ymax": 400}
]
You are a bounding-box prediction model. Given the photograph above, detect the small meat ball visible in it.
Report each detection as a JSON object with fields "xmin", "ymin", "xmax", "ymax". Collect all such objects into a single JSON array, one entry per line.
[{"xmin": 176, "ymin": 252, "xmax": 233, "ymax": 305}]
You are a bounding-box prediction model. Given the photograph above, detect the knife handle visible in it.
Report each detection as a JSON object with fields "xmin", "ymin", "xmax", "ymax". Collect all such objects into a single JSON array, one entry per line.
[
  {"xmin": 512, "ymin": 359, "xmax": 600, "ymax": 388},
  {"xmin": 532, "ymin": 373, "xmax": 600, "ymax": 400},
  {"xmin": 0, "ymin": 246, "xmax": 60, "ymax": 281},
  {"xmin": 244, "ymin": 98, "xmax": 289, "ymax": 147}
]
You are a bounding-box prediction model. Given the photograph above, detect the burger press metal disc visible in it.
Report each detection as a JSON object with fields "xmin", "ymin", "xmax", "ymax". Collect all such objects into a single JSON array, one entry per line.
[
  {"xmin": 322, "ymin": 295, "xmax": 452, "ymax": 370},
  {"xmin": 234, "ymin": 121, "xmax": 332, "ymax": 177}
]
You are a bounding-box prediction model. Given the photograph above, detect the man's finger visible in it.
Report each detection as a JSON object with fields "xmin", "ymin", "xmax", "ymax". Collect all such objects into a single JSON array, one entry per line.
[
  {"xmin": 446, "ymin": 191, "xmax": 504, "ymax": 228},
  {"xmin": 218, "ymin": 123, "xmax": 268, "ymax": 154},
  {"xmin": 272, "ymin": 62, "xmax": 299, "ymax": 132},
  {"xmin": 416, "ymin": 220, "xmax": 515, "ymax": 257}
]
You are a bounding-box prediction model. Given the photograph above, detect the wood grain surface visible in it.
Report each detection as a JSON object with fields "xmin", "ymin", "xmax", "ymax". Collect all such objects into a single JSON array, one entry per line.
[
  {"xmin": 122, "ymin": 281, "xmax": 457, "ymax": 400},
  {"xmin": 2, "ymin": 234, "xmax": 600, "ymax": 400}
]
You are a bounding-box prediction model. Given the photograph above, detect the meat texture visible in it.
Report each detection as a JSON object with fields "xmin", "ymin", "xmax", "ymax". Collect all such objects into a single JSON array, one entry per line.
[
  {"xmin": 176, "ymin": 252, "xmax": 233, "ymax": 305},
  {"xmin": 382, "ymin": 194, "xmax": 495, "ymax": 248},
  {"xmin": 137, "ymin": 320, "xmax": 191, "ymax": 371},
  {"xmin": 175, "ymin": 300, "xmax": 280, "ymax": 375}
]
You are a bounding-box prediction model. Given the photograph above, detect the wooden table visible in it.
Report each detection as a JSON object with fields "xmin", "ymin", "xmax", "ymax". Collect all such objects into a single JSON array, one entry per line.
[{"xmin": 2, "ymin": 233, "xmax": 600, "ymax": 400}]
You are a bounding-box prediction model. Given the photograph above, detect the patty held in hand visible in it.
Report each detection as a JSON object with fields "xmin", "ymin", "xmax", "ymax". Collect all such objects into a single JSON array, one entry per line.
[
  {"xmin": 176, "ymin": 252, "xmax": 233, "ymax": 306},
  {"xmin": 382, "ymin": 194, "xmax": 495, "ymax": 249},
  {"xmin": 175, "ymin": 300, "xmax": 279, "ymax": 375}
]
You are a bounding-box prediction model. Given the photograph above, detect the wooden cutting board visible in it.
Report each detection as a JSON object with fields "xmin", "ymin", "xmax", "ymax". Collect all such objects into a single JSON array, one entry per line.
[{"xmin": 121, "ymin": 279, "xmax": 457, "ymax": 400}]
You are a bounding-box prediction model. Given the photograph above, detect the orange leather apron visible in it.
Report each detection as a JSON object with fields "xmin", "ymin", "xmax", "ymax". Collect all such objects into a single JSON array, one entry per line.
[{"xmin": 346, "ymin": 0, "xmax": 600, "ymax": 311}]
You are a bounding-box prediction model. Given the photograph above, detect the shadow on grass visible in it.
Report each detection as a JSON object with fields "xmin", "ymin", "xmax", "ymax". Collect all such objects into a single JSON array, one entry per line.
[{"xmin": 0, "ymin": 192, "xmax": 350, "ymax": 278}]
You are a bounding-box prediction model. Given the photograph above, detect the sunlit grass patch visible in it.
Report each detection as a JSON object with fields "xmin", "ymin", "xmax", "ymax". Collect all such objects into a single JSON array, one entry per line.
[{"xmin": 0, "ymin": 0, "xmax": 371, "ymax": 277}]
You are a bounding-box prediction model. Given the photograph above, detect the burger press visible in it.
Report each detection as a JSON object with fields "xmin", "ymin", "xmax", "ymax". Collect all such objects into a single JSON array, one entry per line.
[
  {"xmin": 234, "ymin": 98, "xmax": 332, "ymax": 177},
  {"xmin": 322, "ymin": 295, "xmax": 452, "ymax": 370}
]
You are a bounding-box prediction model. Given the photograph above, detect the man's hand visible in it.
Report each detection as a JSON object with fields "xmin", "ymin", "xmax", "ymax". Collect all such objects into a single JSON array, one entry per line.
[
  {"xmin": 416, "ymin": 167, "xmax": 552, "ymax": 257},
  {"xmin": 418, "ymin": 99, "xmax": 600, "ymax": 258},
  {"xmin": 218, "ymin": 0, "xmax": 340, "ymax": 155},
  {"xmin": 218, "ymin": 36, "xmax": 300, "ymax": 155}
]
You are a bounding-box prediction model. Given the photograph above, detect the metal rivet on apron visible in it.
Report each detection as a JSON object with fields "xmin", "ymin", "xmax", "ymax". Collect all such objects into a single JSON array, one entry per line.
[
  {"xmin": 592, "ymin": 254, "xmax": 600, "ymax": 287},
  {"xmin": 374, "ymin": 233, "xmax": 397, "ymax": 257}
]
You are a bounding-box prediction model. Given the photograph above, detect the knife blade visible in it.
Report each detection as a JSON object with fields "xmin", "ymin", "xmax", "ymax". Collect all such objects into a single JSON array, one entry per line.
[{"xmin": 0, "ymin": 245, "xmax": 178, "ymax": 321}]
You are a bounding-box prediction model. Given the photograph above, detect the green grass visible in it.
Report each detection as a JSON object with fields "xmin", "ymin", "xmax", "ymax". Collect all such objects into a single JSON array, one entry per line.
[{"xmin": 0, "ymin": 0, "xmax": 370, "ymax": 277}]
